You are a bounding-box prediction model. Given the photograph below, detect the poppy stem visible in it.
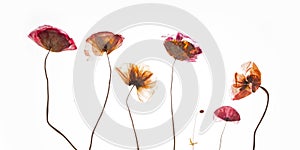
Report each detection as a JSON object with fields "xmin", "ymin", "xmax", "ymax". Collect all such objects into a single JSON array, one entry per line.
[
  {"xmin": 170, "ymin": 59, "xmax": 176, "ymax": 150},
  {"xmin": 219, "ymin": 122, "xmax": 227, "ymax": 150},
  {"xmin": 191, "ymin": 112, "xmax": 198, "ymax": 150},
  {"xmin": 126, "ymin": 86, "xmax": 140, "ymax": 150},
  {"xmin": 44, "ymin": 50, "xmax": 77, "ymax": 150},
  {"xmin": 88, "ymin": 53, "xmax": 112, "ymax": 150},
  {"xmin": 253, "ymin": 86, "xmax": 269, "ymax": 150}
]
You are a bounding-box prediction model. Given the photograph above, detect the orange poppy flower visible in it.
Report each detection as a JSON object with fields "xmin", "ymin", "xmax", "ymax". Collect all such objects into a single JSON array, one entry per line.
[
  {"xmin": 116, "ymin": 63, "xmax": 156, "ymax": 102},
  {"xmin": 232, "ymin": 61, "xmax": 261, "ymax": 100},
  {"xmin": 86, "ymin": 31, "xmax": 124, "ymax": 56}
]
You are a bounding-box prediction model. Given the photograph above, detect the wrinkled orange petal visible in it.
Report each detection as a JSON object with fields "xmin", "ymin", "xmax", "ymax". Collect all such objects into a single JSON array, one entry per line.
[{"xmin": 232, "ymin": 84, "xmax": 252, "ymax": 100}]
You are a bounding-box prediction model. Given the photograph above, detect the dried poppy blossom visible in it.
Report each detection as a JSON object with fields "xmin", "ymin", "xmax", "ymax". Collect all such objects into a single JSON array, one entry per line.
[
  {"xmin": 116, "ymin": 63, "xmax": 156, "ymax": 150},
  {"xmin": 231, "ymin": 61, "xmax": 269, "ymax": 150},
  {"xmin": 232, "ymin": 61, "xmax": 261, "ymax": 100},
  {"xmin": 28, "ymin": 25, "xmax": 77, "ymax": 149},
  {"xmin": 214, "ymin": 106, "xmax": 240, "ymax": 150},
  {"xmin": 86, "ymin": 31, "xmax": 124, "ymax": 150},
  {"xmin": 163, "ymin": 32, "xmax": 202, "ymax": 150},
  {"xmin": 116, "ymin": 63, "xmax": 156, "ymax": 102},
  {"xmin": 28, "ymin": 25, "xmax": 77, "ymax": 52},
  {"xmin": 85, "ymin": 31, "xmax": 124, "ymax": 56},
  {"xmin": 163, "ymin": 32, "xmax": 202, "ymax": 62},
  {"xmin": 214, "ymin": 106, "xmax": 240, "ymax": 122}
]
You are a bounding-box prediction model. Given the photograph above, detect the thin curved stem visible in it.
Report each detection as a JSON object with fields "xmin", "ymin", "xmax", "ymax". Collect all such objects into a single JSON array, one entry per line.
[
  {"xmin": 126, "ymin": 86, "xmax": 139, "ymax": 150},
  {"xmin": 44, "ymin": 50, "xmax": 77, "ymax": 150},
  {"xmin": 219, "ymin": 122, "xmax": 227, "ymax": 150},
  {"xmin": 253, "ymin": 86, "xmax": 269, "ymax": 150},
  {"xmin": 170, "ymin": 59, "xmax": 176, "ymax": 150},
  {"xmin": 191, "ymin": 112, "xmax": 198, "ymax": 150},
  {"xmin": 89, "ymin": 53, "xmax": 112, "ymax": 150}
]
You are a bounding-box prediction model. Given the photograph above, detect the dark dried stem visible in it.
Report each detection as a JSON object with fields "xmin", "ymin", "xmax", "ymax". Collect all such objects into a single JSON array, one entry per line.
[
  {"xmin": 126, "ymin": 86, "xmax": 139, "ymax": 150},
  {"xmin": 89, "ymin": 53, "xmax": 112, "ymax": 150},
  {"xmin": 253, "ymin": 86, "xmax": 269, "ymax": 150},
  {"xmin": 170, "ymin": 59, "xmax": 176, "ymax": 150},
  {"xmin": 44, "ymin": 50, "xmax": 77, "ymax": 150}
]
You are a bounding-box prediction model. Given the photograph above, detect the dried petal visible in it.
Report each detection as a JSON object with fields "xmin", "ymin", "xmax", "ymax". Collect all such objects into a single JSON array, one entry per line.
[
  {"xmin": 28, "ymin": 25, "xmax": 77, "ymax": 52},
  {"xmin": 214, "ymin": 106, "xmax": 240, "ymax": 122}
]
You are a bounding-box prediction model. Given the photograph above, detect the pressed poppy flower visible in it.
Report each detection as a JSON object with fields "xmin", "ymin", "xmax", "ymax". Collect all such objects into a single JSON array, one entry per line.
[
  {"xmin": 86, "ymin": 31, "xmax": 124, "ymax": 56},
  {"xmin": 163, "ymin": 32, "xmax": 202, "ymax": 150},
  {"xmin": 28, "ymin": 25, "xmax": 77, "ymax": 149},
  {"xmin": 28, "ymin": 25, "xmax": 77, "ymax": 52},
  {"xmin": 214, "ymin": 106, "xmax": 240, "ymax": 150},
  {"xmin": 86, "ymin": 31, "xmax": 124, "ymax": 150},
  {"xmin": 231, "ymin": 61, "xmax": 261, "ymax": 100},
  {"xmin": 116, "ymin": 63, "xmax": 156, "ymax": 149},
  {"xmin": 164, "ymin": 32, "xmax": 202, "ymax": 62},
  {"xmin": 231, "ymin": 61, "xmax": 269, "ymax": 150}
]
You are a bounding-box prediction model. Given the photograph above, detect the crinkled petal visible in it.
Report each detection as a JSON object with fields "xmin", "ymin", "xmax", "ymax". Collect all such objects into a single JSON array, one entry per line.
[{"xmin": 137, "ymin": 86, "xmax": 155, "ymax": 102}]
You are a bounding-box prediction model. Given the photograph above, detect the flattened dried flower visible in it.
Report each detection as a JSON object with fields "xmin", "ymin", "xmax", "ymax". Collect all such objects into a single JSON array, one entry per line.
[
  {"xmin": 28, "ymin": 25, "xmax": 77, "ymax": 52},
  {"xmin": 163, "ymin": 32, "xmax": 202, "ymax": 62},
  {"xmin": 214, "ymin": 106, "xmax": 240, "ymax": 122},
  {"xmin": 116, "ymin": 64, "xmax": 156, "ymax": 102},
  {"xmin": 232, "ymin": 61, "xmax": 261, "ymax": 100},
  {"xmin": 86, "ymin": 31, "xmax": 124, "ymax": 56}
]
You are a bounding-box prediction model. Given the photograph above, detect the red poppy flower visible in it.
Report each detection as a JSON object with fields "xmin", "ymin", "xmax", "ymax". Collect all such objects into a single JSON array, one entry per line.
[
  {"xmin": 28, "ymin": 25, "xmax": 77, "ymax": 52},
  {"xmin": 232, "ymin": 61, "xmax": 261, "ymax": 100},
  {"xmin": 214, "ymin": 106, "xmax": 240, "ymax": 150},
  {"xmin": 85, "ymin": 31, "xmax": 124, "ymax": 56},
  {"xmin": 28, "ymin": 25, "xmax": 77, "ymax": 149},
  {"xmin": 214, "ymin": 106, "xmax": 240, "ymax": 122},
  {"xmin": 163, "ymin": 32, "xmax": 202, "ymax": 149},
  {"xmin": 163, "ymin": 32, "xmax": 202, "ymax": 62}
]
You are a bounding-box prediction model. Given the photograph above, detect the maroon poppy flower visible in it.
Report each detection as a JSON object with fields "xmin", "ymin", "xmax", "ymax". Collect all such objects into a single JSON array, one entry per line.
[
  {"xmin": 163, "ymin": 32, "xmax": 202, "ymax": 150},
  {"xmin": 214, "ymin": 106, "xmax": 240, "ymax": 122},
  {"xmin": 163, "ymin": 32, "xmax": 202, "ymax": 62},
  {"xmin": 28, "ymin": 25, "xmax": 77, "ymax": 149},
  {"xmin": 214, "ymin": 106, "xmax": 240, "ymax": 150},
  {"xmin": 28, "ymin": 25, "xmax": 77, "ymax": 52},
  {"xmin": 232, "ymin": 61, "xmax": 261, "ymax": 100}
]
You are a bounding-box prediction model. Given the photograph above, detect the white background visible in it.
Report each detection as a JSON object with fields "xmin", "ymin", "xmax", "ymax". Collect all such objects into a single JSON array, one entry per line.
[{"xmin": 0, "ymin": 0, "xmax": 293, "ymax": 149}]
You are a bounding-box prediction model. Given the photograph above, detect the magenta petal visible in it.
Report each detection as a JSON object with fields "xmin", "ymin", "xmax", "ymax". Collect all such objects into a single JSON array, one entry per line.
[{"xmin": 214, "ymin": 106, "xmax": 240, "ymax": 122}]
